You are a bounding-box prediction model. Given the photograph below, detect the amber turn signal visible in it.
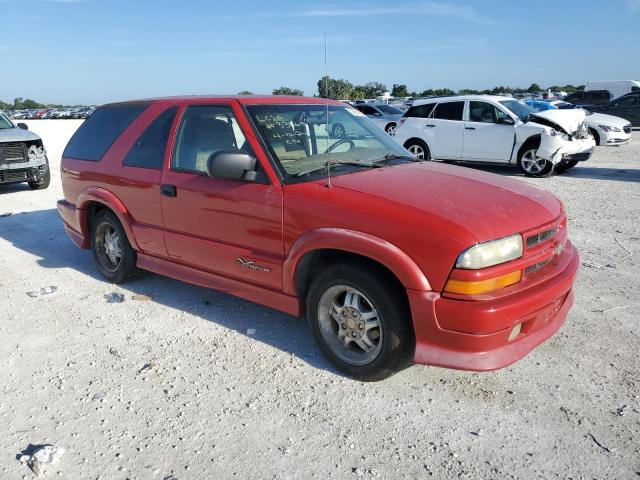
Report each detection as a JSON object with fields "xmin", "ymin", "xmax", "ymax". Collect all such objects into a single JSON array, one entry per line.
[{"xmin": 444, "ymin": 270, "xmax": 522, "ymax": 295}]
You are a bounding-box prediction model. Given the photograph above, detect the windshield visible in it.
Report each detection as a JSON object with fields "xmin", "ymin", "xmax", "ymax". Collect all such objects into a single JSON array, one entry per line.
[
  {"xmin": 246, "ymin": 104, "xmax": 408, "ymax": 182},
  {"xmin": 499, "ymin": 100, "xmax": 534, "ymax": 122},
  {"xmin": 376, "ymin": 104, "xmax": 403, "ymax": 115},
  {"xmin": 0, "ymin": 112, "xmax": 14, "ymax": 130}
]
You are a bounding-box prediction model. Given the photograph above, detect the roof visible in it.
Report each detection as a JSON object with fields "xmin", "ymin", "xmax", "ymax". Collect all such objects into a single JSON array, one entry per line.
[
  {"xmin": 101, "ymin": 95, "xmax": 345, "ymax": 109},
  {"xmin": 412, "ymin": 95, "xmax": 514, "ymax": 106}
]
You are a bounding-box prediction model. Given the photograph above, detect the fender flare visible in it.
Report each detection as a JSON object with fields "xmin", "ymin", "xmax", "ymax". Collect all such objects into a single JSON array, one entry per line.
[
  {"xmin": 76, "ymin": 186, "xmax": 141, "ymax": 251},
  {"xmin": 282, "ymin": 228, "xmax": 432, "ymax": 296}
]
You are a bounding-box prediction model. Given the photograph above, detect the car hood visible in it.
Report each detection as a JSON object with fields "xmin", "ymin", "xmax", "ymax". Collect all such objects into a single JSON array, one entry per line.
[
  {"xmin": 585, "ymin": 112, "xmax": 630, "ymax": 128},
  {"xmin": 0, "ymin": 127, "xmax": 41, "ymax": 143},
  {"xmin": 330, "ymin": 162, "xmax": 563, "ymax": 243},
  {"xmin": 529, "ymin": 109, "xmax": 586, "ymax": 133}
]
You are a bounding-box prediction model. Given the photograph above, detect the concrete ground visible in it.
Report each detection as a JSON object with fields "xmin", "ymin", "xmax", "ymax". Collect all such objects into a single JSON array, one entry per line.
[{"xmin": 1, "ymin": 120, "xmax": 638, "ymax": 479}]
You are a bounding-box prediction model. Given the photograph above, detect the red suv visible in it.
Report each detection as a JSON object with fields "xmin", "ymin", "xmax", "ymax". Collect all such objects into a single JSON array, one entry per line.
[{"xmin": 58, "ymin": 96, "xmax": 579, "ymax": 381}]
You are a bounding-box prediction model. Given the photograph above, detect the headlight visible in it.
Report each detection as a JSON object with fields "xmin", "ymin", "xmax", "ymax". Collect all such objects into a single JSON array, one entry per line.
[
  {"xmin": 456, "ymin": 234, "xmax": 523, "ymax": 269},
  {"xmin": 598, "ymin": 124, "xmax": 621, "ymax": 132}
]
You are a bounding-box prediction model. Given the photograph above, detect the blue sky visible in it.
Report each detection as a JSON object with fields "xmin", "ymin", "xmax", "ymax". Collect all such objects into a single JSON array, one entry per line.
[{"xmin": 1, "ymin": 0, "xmax": 639, "ymax": 104}]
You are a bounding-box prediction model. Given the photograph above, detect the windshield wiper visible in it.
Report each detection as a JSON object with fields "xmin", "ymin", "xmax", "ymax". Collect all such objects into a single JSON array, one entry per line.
[
  {"xmin": 370, "ymin": 153, "xmax": 421, "ymax": 164},
  {"xmin": 296, "ymin": 160, "xmax": 380, "ymax": 177}
]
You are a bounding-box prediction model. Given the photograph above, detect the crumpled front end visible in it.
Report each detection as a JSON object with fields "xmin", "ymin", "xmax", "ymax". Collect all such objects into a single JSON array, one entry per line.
[
  {"xmin": 529, "ymin": 110, "xmax": 596, "ymax": 164},
  {"xmin": 0, "ymin": 140, "xmax": 49, "ymax": 184}
]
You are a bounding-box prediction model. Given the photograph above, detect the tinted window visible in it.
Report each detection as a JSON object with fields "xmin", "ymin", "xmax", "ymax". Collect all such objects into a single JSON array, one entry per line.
[
  {"xmin": 565, "ymin": 92, "xmax": 583, "ymax": 102},
  {"xmin": 123, "ymin": 107, "xmax": 177, "ymax": 169},
  {"xmin": 63, "ymin": 104, "xmax": 148, "ymax": 161},
  {"xmin": 172, "ymin": 105, "xmax": 253, "ymax": 173},
  {"xmin": 584, "ymin": 90, "xmax": 610, "ymax": 103},
  {"xmin": 432, "ymin": 101, "xmax": 464, "ymax": 120},
  {"xmin": 405, "ymin": 103, "xmax": 435, "ymax": 118},
  {"xmin": 358, "ymin": 105, "xmax": 379, "ymax": 115},
  {"xmin": 610, "ymin": 95, "xmax": 637, "ymax": 107},
  {"xmin": 469, "ymin": 101, "xmax": 497, "ymax": 123}
]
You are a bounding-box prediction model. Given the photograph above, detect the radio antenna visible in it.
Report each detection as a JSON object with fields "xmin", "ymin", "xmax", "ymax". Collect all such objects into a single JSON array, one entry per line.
[{"xmin": 324, "ymin": 32, "xmax": 332, "ymax": 189}]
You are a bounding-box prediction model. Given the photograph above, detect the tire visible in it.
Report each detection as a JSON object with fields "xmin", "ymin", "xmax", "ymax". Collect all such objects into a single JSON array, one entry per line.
[
  {"xmin": 588, "ymin": 128, "xmax": 600, "ymax": 146},
  {"xmin": 517, "ymin": 140, "xmax": 554, "ymax": 177},
  {"xmin": 28, "ymin": 168, "xmax": 50, "ymax": 190},
  {"xmin": 404, "ymin": 139, "xmax": 431, "ymax": 161},
  {"xmin": 385, "ymin": 123, "xmax": 397, "ymax": 135},
  {"xmin": 306, "ymin": 263, "xmax": 414, "ymax": 381},
  {"xmin": 555, "ymin": 159, "xmax": 579, "ymax": 173},
  {"xmin": 90, "ymin": 209, "xmax": 138, "ymax": 283},
  {"xmin": 332, "ymin": 123, "xmax": 346, "ymax": 139}
]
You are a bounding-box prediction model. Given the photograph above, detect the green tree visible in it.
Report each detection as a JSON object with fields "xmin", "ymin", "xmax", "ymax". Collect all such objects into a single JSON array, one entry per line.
[
  {"xmin": 363, "ymin": 82, "xmax": 387, "ymax": 98},
  {"xmin": 351, "ymin": 86, "xmax": 368, "ymax": 100},
  {"xmin": 527, "ymin": 83, "xmax": 541, "ymax": 93},
  {"xmin": 272, "ymin": 86, "xmax": 304, "ymax": 96},
  {"xmin": 317, "ymin": 76, "xmax": 353, "ymax": 99},
  {"xmin": 391, "ymin": 84, "xmax": 408, "ymax": 97},
  {"xmin": 238, "ymin": 90, "xmax": 253, "ymax": 95}
]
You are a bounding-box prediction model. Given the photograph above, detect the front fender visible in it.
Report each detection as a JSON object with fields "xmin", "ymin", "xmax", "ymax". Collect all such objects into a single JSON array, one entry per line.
[
  {"xmin": 76, "ymin": 187, "xmax": 141, "ymax": 251},
  {"xmin": 282, "ymin": 228, "xmax": 432, "ymax": 296}
]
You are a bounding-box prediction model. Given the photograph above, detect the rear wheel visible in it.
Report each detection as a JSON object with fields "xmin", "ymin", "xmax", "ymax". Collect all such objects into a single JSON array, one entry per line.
[
  {"xmin": 517, "ymin": 141, "xmax": 553, "ymax": 177},
  {"xmin": 385, "ymin": 123, "xmax": 397, "ymax": 135},
  {"xmin": 306, "ymin": 264, "xmax": 414, "ymax": 381},
  {"xmin": 90, "ymin": 209, "xmax": 138, "ymax": 283},
  {"xmin": 404, "ymin": 139, "xmax": 431, "ymax": 161}
]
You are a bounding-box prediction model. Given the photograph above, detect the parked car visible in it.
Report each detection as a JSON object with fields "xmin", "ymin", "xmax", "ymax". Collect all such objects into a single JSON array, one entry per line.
[
  {"xmin": 525, "ymin": 99, "xmax": 632, "ymax": 146},
  {"xmin": 352, "ymin": 103, "xmax": 404, "ymax": 135},
  {"xmin": 590, "ymin": 92, "xmax": 640, "ymax": 127},
  {"xmin": 0, "ymin": 112, "xmax": 50, "ymax": 189},
  {"xmin": 58, "ymin": 95, "xmax": 579, "ymax": 381},
  {"xmin": 564, "ymin": 90, "xmax": 610, "ymax": 108},
  {"xmin": 394, "ymin": 95, "xmax": 595, "ymax": 177}
]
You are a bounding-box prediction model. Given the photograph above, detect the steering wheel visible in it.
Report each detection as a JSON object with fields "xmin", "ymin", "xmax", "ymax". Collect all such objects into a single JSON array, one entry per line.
[{"xmin": 326, "ymin": 138, "xmax": 355, "ymax": 153}]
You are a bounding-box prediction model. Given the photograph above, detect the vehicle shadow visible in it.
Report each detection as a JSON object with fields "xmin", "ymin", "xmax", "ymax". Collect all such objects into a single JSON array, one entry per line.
[
  {"xmin": 0, "ymin": 208, "xmax": 339, "ymax": 376},
  {"xmin": 455, "ymin": 162, "xmax": 640, "ymax": 183},
  {"xmin": 0, "ymin": 183, "xmax": 32, "ymax": 194}
]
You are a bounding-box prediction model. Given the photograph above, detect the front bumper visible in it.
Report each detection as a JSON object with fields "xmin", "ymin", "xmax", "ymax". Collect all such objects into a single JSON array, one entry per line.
[
  {"xmin": 537, "ymin": 134, "xmax": 595, "ymax": 164},
  {"xmin": 0, "ymin": 163, "xmax": 48, "ymax": 184},
  {"xmin": 408, "ymin": 240, "xmax": 579, "ymax": 371}
]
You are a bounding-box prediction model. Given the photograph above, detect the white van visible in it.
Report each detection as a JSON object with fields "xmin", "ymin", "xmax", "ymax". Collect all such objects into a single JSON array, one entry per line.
[{"xmin": 585, "ymin": 80, "xmax": 640, "ymax": 101}]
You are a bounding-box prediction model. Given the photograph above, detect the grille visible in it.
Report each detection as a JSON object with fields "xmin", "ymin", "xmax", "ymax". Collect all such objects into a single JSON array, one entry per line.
[
  {"xmin": 0, "ymin": 142, "xmax": 27, "ymax": 163},
  {"xmin": 624, "ymin": 124, "xmax": 632, "ymax": 134},
  {"xmin": 0, "ymin": 169, "xmax": 29, "ymax": 182},
  {"xmin": 526, "ymin": 227, "xmax": 558, "ymax": 249}
]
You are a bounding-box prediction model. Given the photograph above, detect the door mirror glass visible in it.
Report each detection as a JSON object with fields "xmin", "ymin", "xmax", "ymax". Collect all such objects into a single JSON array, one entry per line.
[
  {"xmin": 17, "ymin": 123, "xmax": 28, "ymax": 130},
  {"xmin": 207, "ymin": 150, "xmax": 257, "ymax": 181},
  {"xmin": 497, "ymin": 116, "xmax": 515, "ymax": 125}
]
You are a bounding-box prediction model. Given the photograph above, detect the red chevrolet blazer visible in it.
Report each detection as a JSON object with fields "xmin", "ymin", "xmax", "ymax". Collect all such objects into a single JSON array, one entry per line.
[{"xmin": 58, "ymin": 96, "xmax": 579, "ymax": 381}]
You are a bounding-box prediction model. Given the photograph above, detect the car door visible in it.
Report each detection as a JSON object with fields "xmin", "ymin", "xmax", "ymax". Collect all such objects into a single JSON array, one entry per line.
[
  {"xmin": 395, "ymin": 102, "xmax": 435, "ymax": 145},
  {"xmin": 426, "ymin": 101, "xmax": 465, "ymax": 159},
  {"xmin": 160, "ymin": 101, "xmax": 285, "ymax": 290},
  {"xmin": 603, "ymin": 94, "xmax": 639, "ymax": 126},
  {"xmin": 462, "ymin": 101, "xmax": 515, "ymax": 162}
]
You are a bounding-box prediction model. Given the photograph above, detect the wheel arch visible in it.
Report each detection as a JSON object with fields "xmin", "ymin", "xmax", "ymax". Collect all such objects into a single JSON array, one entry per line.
[
  {"xmin": 402, "ymin": 137, "xmax": 429, "ymax": 150},
  {"xmin": 283, "ymin": 228, "xmax": 432, "ymax": 299},
  {"xmin": 76, "ymin": 187, "xmax": 140, "ymax": 251},
  {"xmin": 516, "ymin": 134, "xmax": 542, "ymax": 161},
  {"xmin": 588, "ymin": 127, "xmax": 600, "ymax": 146}
]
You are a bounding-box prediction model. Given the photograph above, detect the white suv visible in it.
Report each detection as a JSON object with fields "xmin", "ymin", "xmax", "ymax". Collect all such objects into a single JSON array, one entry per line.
[{"xmin": 394, "ymin": 95, "xmax": 596, "ymax": 177}]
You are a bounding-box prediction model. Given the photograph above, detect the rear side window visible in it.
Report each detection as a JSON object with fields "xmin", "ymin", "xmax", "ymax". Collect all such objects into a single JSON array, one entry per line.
[
  {"xmin": 123, "ymin": 107, "xmax": 177, "ymax": 169},
  {"xmin": 432, "ymin": 101, "xmax": 464, "ymax": 121},
  {"xmin": 405, "ymin": 103, "xmax": 435, "ymax": 118},
  {"xmin": 585, "ymin": 90, "xmax": 610, "ymax": 103},
  {"xmin": 63, "ymin": 103, "xmax": 148, "ymax": 161}
]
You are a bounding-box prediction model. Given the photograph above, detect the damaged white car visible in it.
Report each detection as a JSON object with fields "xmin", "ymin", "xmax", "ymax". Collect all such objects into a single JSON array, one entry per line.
[
  {"xmin": 394, "ymin": 95, "xmax": 595, "ymax": 177},
  {"xmin": 0, "ymin": 112, "xmax": 50, "ymax": 189}
]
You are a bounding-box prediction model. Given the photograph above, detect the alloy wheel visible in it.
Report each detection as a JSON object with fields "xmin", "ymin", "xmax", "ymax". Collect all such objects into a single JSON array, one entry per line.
[{"xmin": 521, "ymin": 149, "xmax": 549, "ymax": 174}]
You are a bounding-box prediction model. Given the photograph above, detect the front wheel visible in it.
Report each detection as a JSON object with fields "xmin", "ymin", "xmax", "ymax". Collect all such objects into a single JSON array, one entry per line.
[
  {"xmin": 518, "ymin": 146, "xmax": 554, "ymax": 177},
  {"xmin": 404, "ymin": 139, "xmax": 431, "ymax": 161},
  {"xmin": 306, "ymin": 264, "xmax": 414, "ymax": 381},
  {"xmin": 90, "ymin": 209, "xmax": 138, "ymax": 283}
]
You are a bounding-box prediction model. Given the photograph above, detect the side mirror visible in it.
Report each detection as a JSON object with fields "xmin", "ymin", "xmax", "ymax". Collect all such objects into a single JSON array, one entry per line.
[
  {"xmin": 207, "ymin": 150, "xmax": 257, "ymax": 182},
  {"xmin": 17, "ymin": 123, "xmax": 28, "ymax": 130},
  {"xmin": 498, "ymin": 117, "xmax": 515, "ymax": 125}
]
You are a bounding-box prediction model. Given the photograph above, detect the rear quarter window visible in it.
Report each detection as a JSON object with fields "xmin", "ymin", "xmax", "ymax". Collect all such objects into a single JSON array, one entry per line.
[
  {"xmin": 63, "ymin": 103, "xmax": 149, "ymax": 161},
  {"xmin": 123, "ymin": 107, "xmax": 177, "ymax": 169},
  {"xmin": 405, "ymin": 103, "xmax": 435, "ymax": 118}
]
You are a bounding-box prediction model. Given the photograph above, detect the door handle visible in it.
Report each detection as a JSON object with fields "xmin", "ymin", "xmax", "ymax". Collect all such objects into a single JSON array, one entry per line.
[
  {"xmin": 161, "ymin": 184, "xmax": 177, "ymax": 197},
  {"xmin": 465, "ymin": 126, "xmax": 476, "ymax": 130},
  {"xmin": 424, "ymin": 124, "xmax": 436, "ymax": 128}
]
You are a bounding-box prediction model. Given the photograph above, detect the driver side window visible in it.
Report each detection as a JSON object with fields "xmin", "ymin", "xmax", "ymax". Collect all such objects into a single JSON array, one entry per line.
[
  {"xmin": 172, "ymin": 105, "xmax": 254, "ymax": 173},
  {"xmin": 469, "ymin": 101, "xmax": 510, "ymax": 123}
]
